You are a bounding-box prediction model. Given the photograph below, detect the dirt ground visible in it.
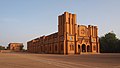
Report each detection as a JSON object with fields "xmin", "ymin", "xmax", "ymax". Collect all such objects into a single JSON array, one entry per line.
[{"xmin": 0, "ymin": 53, "xmax": 120, "ymax": 68}]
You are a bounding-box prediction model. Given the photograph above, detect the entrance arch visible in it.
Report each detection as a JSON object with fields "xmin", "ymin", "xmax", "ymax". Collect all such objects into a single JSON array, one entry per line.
[
  {"xmin": 78, "ymin": 45, "xmax": 80, "ymax": 53},
  {"xmin": 68, "ymin": 44, "xmax": 75, "ymax": 54},
  {"xmin": 82, "ymin": 44, "xmax": 86, "ymax": 52},
  {"xmin": 87, "ymin": 45, "xmax": 90, "ymax": 52},
  {"xmin": 70, "ymin": 44, "xmax": 74, "ymax": 51}
]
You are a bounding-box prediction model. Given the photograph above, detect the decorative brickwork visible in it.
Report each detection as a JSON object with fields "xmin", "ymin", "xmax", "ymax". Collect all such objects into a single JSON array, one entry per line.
[{"xmin": 27, "ymin": 12, "xmax": 100, "ymax": 54}]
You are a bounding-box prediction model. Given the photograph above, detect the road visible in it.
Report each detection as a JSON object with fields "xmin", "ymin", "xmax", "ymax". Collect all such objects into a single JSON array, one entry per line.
[{"xmin": 0, "ymin": 53, "xmax": 120, "ymax": 68}]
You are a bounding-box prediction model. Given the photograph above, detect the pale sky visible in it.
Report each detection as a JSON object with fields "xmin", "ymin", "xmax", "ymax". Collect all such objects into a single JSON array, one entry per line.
[{"xmin": 0, "ymin": 0, "xmax": 120, "ymax": 49}]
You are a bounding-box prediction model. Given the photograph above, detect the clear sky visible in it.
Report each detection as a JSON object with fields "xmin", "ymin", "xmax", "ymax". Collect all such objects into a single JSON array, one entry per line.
[{"xmin": 0, "ymin": 0, "xmax": 120, "ymax": 49}]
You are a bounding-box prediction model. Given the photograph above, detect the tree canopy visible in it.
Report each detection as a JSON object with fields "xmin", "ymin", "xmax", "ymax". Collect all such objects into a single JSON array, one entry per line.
[
  {"xmin": 0, "ymin": 46, "xmax": 5, "ymax": 50},
  {"xmin": 100, "ymin": 32, "xmax": 120, "ymax": 53}
]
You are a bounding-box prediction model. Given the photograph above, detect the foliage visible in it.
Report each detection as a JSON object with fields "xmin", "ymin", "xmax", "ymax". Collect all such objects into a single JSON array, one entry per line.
[
  {"xmin": 0, "ymin": 46, "xmax": 5, "ymax": 50},
  {"xmin": 100, "ymin": 32, "xmax": 120, "ymax": 53}
]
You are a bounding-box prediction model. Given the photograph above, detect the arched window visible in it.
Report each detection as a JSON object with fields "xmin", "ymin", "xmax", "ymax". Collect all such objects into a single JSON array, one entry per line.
[
  {"xmin": 61, "ymin": 44, "xmax": 64, "ymax": 50},
  {"xmin": 78, "ymin": 44, "xmax": 81, "ymax": 53},
  {"xmin": 87, "ymin": 45, "xmax": 90, "ymax": 52},
  {"xmin": 55, "ymin": 45, "xmax": 57, "ymax": 51},
  {"xmin": 82, "ymin": 44, "xmax": 86, "ymax": 52},
  {"xmin": 78, "ymin": 45, "xmax": 80, "ymax": 49},
  {"xmin": 50, "ymin": 45, "xmax": 51, "ymax": 51},
  {"xmin": 41, "ymin": 46, "xmax": 42, "ymax": 52}
]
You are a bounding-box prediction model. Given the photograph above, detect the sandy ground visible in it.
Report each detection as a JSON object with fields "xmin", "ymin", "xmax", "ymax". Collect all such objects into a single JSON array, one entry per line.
[{"xmin": 0, "ymin": 53, "xmax": 120, "ymax": 68}]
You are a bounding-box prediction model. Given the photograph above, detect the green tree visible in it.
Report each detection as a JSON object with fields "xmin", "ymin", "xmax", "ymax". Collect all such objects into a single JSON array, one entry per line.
[
  {"xmin": 100, "ymin": 32, "xmax": 120, "ymax": 53},
  {"xmin": 0, "ymin": 46, "xmax": 5, "ymax": 50}
]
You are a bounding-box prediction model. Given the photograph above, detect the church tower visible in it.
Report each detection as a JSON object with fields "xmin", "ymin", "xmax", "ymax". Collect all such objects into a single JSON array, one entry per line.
[{"xmin": 58, "ymin": 12, "xmax": 77, "ymax": 54}]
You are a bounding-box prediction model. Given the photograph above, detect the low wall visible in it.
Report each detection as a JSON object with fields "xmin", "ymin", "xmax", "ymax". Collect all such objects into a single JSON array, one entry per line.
[{"xmin": 0, "ymin": 50, "xmax": 11, "ymax": 53}]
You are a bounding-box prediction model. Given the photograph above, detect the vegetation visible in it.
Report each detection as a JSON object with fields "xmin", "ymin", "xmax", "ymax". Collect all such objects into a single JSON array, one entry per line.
[
  {"xmin": 0, "ymin": 46, "xmax": 5, "ymax": 50},
  {"xmin": 100, "ymin": 32, "xmax": 120, "ymax": 53}
]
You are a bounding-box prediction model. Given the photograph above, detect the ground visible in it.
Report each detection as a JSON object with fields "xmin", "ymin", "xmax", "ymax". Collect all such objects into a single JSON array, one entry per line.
[{"xmin": 0, "ymin": 53, "xmax": 120, "ymax": 68}]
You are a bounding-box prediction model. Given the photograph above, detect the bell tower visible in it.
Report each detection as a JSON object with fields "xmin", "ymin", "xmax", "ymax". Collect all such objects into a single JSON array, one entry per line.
[{"xmin": 58, "ymin": 12, "xmax": 77, "ymax": 54}]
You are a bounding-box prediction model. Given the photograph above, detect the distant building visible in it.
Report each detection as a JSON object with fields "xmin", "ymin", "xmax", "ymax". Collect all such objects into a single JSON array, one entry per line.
[
  {"xmin": 8, "ymin": 43, "xmax": 23, "ymax": 52},
  {"xmin": 27, "ymin": 12, "xmax": 100, "ymax": 55}
]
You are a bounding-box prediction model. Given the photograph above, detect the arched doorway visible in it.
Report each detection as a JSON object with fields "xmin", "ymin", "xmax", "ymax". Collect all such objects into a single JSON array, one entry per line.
[
  {"xmin": 87, "ymin": 45, "xmax": 90, "ymax": 52},
  {"xmin": 78, "ymin": 45, "xmax": 80, "ymax": 53},
  {"xmin": 69, "ymin": 44, "xmax": 75, "ymax": 54},
  {"xmin": 82, "ymin": 44, "xmax": 86, "ymax": 52},
  {"xmin": 70, "ymin": 44, "xmax": 74, "ymax": 51}
]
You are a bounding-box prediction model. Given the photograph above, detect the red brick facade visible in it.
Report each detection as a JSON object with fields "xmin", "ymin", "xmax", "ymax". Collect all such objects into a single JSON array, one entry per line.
[{"xmin": 27, "ymin": 12, "xmax": 100, "ymax": 54}]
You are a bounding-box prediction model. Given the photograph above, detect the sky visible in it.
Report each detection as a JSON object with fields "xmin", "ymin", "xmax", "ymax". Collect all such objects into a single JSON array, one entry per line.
[{"xmin": 0, "ymin": 0, "xmax": 120, "ymax": 49}]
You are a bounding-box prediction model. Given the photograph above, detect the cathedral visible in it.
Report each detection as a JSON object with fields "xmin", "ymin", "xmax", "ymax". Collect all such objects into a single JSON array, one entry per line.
[{"xmin": 27, "ymin": 12, "xmax": 100, "ymax": 55}]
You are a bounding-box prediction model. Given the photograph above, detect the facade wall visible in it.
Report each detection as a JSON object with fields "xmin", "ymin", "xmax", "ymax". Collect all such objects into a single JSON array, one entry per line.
[{"xmin": 27, "ymin": 12, "xmax": 100, "ymax": 54}]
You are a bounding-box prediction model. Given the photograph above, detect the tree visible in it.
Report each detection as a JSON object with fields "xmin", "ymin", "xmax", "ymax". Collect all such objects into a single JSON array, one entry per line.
[
  {"xmin": 0, "ymin": 46, "xmax": 5, "ymax": 50},
  {"xmin": 100, "ymin": 32, "xmax": 120, "ymax": 53}
]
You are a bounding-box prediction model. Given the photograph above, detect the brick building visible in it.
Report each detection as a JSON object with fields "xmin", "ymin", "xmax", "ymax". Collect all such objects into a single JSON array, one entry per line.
[
  {"xmin": 8, "ymin": 43, "xmax": 23, "ymax": 52},
  {"xmin": 27, "ymin": 12, "xmax": 100, "ymax": 54}
]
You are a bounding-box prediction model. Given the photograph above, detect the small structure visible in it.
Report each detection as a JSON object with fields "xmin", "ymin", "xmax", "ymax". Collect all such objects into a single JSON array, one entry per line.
[{"xmin": 8, "ymin": 43, "xmax": 24, "ymax": 52}]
